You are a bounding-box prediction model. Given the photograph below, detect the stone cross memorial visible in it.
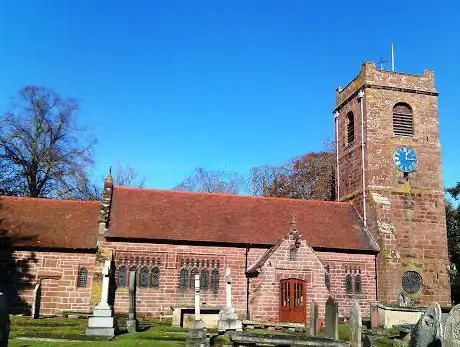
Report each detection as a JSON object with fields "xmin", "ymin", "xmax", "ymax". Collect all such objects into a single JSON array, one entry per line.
[
  {"xmin": 0, "ymin": 291, "xmax": 10, "ymax": 347},
  {"xmin": 126, "ymin": 270, "xmax": 138, "ymax": 333},
  {"xmin": 443, "ymin": 303, "xmax": 460, "ymax": 347},
  {"xmin": 86, "ymin": 260, "xmax": 117, "ymax": 337},
  {"xmin": 218, "ymin": 268, "xmax": 242, "ymax": 332},
  {"xmin": 350, "ymin": 300, "xmax": 361, "ymax": 347},
  {"xmin": 186, "ymin": 274, "xmax": 209, "ymax": 347},
  {"xmin": 409, "ymin": 303, "xmax": 443, "ymax": 347},
  {"xmin": 325, "ymin": 297, "xmax": 339, "ymax": 340},
  {"xmin": 309, "ymin": 299, "xmax": 318, "ymax": 337}
]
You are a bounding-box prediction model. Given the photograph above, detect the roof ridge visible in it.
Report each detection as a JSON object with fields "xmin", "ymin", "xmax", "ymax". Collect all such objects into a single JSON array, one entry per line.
[
  {"xmin": 0, "ymin": 195, "xmax": 99, "ymax": 205},
  {"xmin": 114, "ymin": 186, "xmax": 351, "ymax": 205}
]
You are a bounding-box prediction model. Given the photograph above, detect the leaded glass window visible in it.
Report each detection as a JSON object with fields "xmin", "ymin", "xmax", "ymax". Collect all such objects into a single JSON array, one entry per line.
[
  {"xmin": 129, "ymin": 266, "xmax": 137, "ymax": 288},
  {"xmin": 118, "ymin": 266, "xmax": 127, "ymax": 288},
  {"xmin": 200, "ymin": 268, "xmax": 209, "ymax": 290},
  {"xmin": 355, "ymin": 274, "xmax": 362, "ymax": 294},
  {"xmin": 179, "ymin": 267, "xmax": 188, "ymax": 289},
  {"xmin": 345, "ymin": 273, "xmax": 353, "ymax": 294},
  {"xmin": 190, "ymin": 268, "xmax": 199, "ymax": 289},
  {"xmin": 211, "ymin": 268, "xmax": 219, "ymax": 294},
  {"xmin": 325, "ymin": 272, "xmax": 331, "ymax": 291},
  {"xmin": 77, "ymin": 268, "xmax": 88, "ymax": 288},
  {"xmin": 140, "ymin": 267, "xmax": 149, "ymax": 288},
  {"xmin": 152, "ymin": 267, "xmax": 160, "ymax": 288}
]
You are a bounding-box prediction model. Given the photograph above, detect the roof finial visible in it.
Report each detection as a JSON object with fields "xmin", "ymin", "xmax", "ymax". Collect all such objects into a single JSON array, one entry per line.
[{"xmin": 290, "ymin": 212, "xmax": 297, "ymax": 231}]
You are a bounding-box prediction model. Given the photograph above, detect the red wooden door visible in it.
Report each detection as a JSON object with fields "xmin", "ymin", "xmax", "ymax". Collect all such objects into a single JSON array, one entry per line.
[{"xmin": 279, "ymin": 279, "xmax": 306, "ymax": 324}]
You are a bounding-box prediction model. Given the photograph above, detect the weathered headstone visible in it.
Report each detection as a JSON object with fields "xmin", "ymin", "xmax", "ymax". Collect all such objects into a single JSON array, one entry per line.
[
  {"xmin": 399, "ymin": 291, "xmax": 411, "ymax": 307},
  {"xmin": 409, "ymin": 302, "xmax": 442, "ymax": 347},
  {"xmin": 31, "ymin": 283, "xmax": 41, "ymax": 319},
  {"xmin": 218, "ymin": 268, "xmax": 242, "ymax": 332},
  {"xmin": 443, "ymin": 303, "xmax": 460, "ymax": 347},
  {"xmin": 0, "ymin": 292, "xmax": 10, "ymax": 347},
  {"xmin": 370, "ymin": 304, "xmax": 379, "ymax": 329},
  {"xmin": 86, "ymin": 260, "xmax": 117, "ymax": 337},
  {"xmin": 350, "ymin": 300, "xmax": 362, "ymax": 347},
  {"xmin": 126, "ymin": 270, "xmax": 138, "ymax": 333},
  {"xmin": 325, "ymin": 297, "xmax": 339, "ymax": 340},
  {"xmin": 186, "ymin": 274, "xmax": 209, "ymax": 347},
  {"xmin": 309, "ymin": 299, "xmax": 318, "ymax": 337}
]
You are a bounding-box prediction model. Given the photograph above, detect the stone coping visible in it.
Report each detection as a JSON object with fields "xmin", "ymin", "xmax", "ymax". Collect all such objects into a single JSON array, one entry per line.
[
  {"xmin": 242, "ymin": 320, "xmax": 305, "ymax": 329},
  {"xmin": 376, "ymin": 304, "xmax": 426, "ymax": 313}
]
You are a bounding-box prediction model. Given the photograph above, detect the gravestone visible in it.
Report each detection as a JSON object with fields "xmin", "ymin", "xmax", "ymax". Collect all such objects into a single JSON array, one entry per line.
[
  {"xmin": 126, "ymin": 270, "xmax": 138, "ymax": 333},
  {"xmin": 86, "ymin": 260, "xmax": 117, "ymax": 337},
  {"xmin": 443, "ymin": 303, "xmax": 460, "ymax": 347},
  {"xmin": 350, "ymin": 300, "xmax": 361, "ymax": 347},
  {"xmin": 399, "ymin": 291, "xmax": 411, "ymax": 307},
  {"xmin": 409, "ymin": 302, "xmax": 442, "ymax": 347},
  {"xmin": 0, "ymin": 291, "xmax": 10, "ymax": 347},
  {"xmin": 218, "ymin": 268, "xmax": 242, "ymax": 332},
  {"xmin": 186, "ymin": 274, "xmax": 209, "ymax": 347},
  {"xmin": 325, "ymin": 297, "xmax": 339, "ymax": 340},
  {"xmin": 31, "ymin": 283, "xmax": 41, "ymax": 319},
  {"xmin": 309, "ymin": 299, "xmax": 318, "ymax": 337},
  {"xmin": 370, "ymin": 304, "xmax": 379, "ymax": 329}
]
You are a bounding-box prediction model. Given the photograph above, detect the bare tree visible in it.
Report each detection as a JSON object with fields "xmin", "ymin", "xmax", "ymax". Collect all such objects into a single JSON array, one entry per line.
[
  {"xmin": 250, "ymin": 150, "xmax": 336, "ymax": 201},
  {"xmin": 0, "ymin": 86, "xmax": 95, "ymax": 199},
  {"xmin": 174, "ymin": 167, "xmax": 245, "ymax": 194},
  {"xmin": 113, "ymin": 162, "xmax": 146, "ymax": 188}
]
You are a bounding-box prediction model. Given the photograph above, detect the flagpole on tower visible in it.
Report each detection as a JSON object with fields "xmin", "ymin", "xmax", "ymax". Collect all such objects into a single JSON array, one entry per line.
[{"xmin": 391, "ymin": 43, "xmax": 395, "ymax": 72}]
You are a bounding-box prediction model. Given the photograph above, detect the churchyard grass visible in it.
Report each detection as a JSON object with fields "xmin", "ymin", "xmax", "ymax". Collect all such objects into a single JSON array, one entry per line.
[{"xmin": 9, "ymin": 316, "xmax": 188, "ymax": 346}]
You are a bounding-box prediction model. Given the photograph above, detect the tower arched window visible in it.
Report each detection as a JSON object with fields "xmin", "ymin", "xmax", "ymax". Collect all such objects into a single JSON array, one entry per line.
[
  {"xmin": 393, "ymin": 103, "xmax": 413, "ymax": 137},
  {"xmin": 118, "ymin": 266, "xmax": 127, "ymax": 288},
  {"xmin": 200, "ymin": 268, "xmax": 209, "ymax": 290},
  {"xmin": 77, "ymin": 268, "xmax": 88, "ymax": 288},
  {"xmin": 140, "ymin": 267, "xmax": 149, "ymax": 288},
  {"xmin": 211, "ymin": 268, "xmax": 220, "ymax": 294},
  {"xmin": 347, "ymin": 111, "xmax": 355, "ymax": 144},
  {"xmin": 179, "ymin": 267, "xmax": 189, "ymax": 290},
  {"xmin": 151, "ymin": 267, "xmax": 160, "ymax": 288}
]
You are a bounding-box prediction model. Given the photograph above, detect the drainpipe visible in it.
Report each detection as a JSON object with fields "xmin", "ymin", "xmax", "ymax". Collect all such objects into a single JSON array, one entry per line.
[
  {"xmin": 334, "ymin": 111, "xmax": 340, "ymax": 201},
  {"xmin": 374, "ymin": 254, "xmax": 378, "ymax": 301},
  {"xmin": 245, "ymin": 245, "xmax": 250, "ymax": 320},
  {"xmin": 357, "ymin": 90, "xmax": 367, "ymax": 228}
]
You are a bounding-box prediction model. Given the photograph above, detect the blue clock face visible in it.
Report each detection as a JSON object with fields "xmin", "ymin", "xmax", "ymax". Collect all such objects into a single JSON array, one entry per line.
[{"xmin": 393, "ymin": 146, "xmax": 417, "ymax": 173}]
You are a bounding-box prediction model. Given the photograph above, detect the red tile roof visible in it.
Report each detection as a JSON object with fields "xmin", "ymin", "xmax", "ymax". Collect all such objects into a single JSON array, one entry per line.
[
  {"xmin": 108, "ymin": 187, "xmax": 377, "ymax": 251},
  {"xmin": 0, "ymin": 196, "xmax": 99, "ymax": 250}
]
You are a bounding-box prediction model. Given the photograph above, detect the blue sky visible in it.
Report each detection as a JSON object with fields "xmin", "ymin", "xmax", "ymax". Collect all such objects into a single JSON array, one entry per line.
[{"xmin": 1, "ymin": 1, "xmax": 459, "ymax": 191}]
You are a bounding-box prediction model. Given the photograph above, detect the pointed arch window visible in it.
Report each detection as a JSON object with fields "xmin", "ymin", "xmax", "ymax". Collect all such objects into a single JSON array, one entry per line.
[
  {"xmin": 179, "ymin": 267, "xmax": 189, "ymax": 290},
  {"xmin": 118, "ymin": 266, "xmax": 127, "ymax": 288},
  {"xmin": 140, "ymin": 267, "xmax": 149, "ymax": 288},
  {"xmin": 355, "ymin": 273, "xmax": 362, "ymax": 294},
  {"xmin": 345, "ymin": 273, "xmax": 353, "ymax": 294},
  {"xmin": 200, "ymin": 268, "xmax": 209, "ymax": 290},
  {"xmin": 151, "ymin": 267, "xmax": 160, "ymax": 288},
  {"xmin": 77, "ymin": 268, "xmax": 88, "ymax": 288},
  {"xmin": 347, "ymin": 111, "xmax": 355, "ymax": 144},
  {"xmin": 211, "ymin": 268, "xmax": 220, "ymax": 294},
  {"xmin": 393, "ymin": 103, "xmax": 413, "ymax": 137}
]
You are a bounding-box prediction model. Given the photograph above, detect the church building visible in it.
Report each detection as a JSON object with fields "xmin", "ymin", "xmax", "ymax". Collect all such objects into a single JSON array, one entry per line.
[{"xmin": 0, "ymin": 62, "xmax": 451, "ymax": 325}]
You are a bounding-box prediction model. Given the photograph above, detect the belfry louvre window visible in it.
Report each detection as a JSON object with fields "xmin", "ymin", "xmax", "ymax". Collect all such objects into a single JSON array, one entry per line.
[
  {"xmin": 393, "ymin": 103, "xmax": 413, "ymax": 137},
  {"xmin": 347, "ymin": 112, "xmax": 355, "ymax": 144}
]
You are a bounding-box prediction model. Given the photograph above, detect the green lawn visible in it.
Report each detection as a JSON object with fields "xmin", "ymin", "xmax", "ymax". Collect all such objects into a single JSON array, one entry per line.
[{"xmin": 9, "ymin": 316, "xmax": 188, "ymax": 346}]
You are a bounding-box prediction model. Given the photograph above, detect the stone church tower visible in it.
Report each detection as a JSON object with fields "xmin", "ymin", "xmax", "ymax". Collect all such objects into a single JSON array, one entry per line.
[{"xmin": 334, "ymin": 62, "xmax": 451, "ymax": 305}]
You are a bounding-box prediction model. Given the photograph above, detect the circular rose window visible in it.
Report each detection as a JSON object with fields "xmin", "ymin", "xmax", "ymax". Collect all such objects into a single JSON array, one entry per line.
[{"xmin": 402, "ymin": 271, "xmax": 422, "ymax": 293}]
